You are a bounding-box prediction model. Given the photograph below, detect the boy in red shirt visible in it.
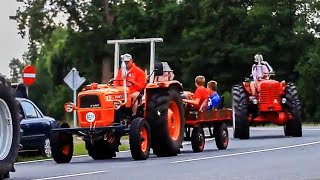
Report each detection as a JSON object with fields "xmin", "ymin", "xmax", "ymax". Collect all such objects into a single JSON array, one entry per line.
[{"xmin": 182, "ymin": 75, "xmax": 209, "ymax": 110}]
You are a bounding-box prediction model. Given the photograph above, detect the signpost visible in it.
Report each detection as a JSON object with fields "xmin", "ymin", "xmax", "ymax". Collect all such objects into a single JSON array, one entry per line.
[{"xmin": 63, "ymin": 67, "xmax": 86, "ymax": 128}]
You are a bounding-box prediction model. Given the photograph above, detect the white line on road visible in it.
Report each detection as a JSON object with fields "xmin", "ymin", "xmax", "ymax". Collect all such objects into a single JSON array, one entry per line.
[
  {"xmin": 227, "ymin": 127, "xmax": 320, "ymax": 131},
  {"xmin": 170, "ymin": 140, "xmax": 320, "ymax": 164},
  {"xmin": 33, "ymin": 170, "xmax": 109, "ymax": 180},
  {"xmin": 246, "ymin": 128, "xmax": 320, "ymax": 131}
]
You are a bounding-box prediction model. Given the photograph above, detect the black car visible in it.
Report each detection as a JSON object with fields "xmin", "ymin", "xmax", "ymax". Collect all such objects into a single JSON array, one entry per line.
[{"xmin": 16, "ymin": 98, "xmax": 58, "ymax": 157}]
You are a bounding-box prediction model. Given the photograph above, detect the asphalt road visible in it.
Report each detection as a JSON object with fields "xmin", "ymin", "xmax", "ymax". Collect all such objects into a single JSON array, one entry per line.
[{"xmin": 10, "ymin": 126, "xmax": 320, "ymax": 180}]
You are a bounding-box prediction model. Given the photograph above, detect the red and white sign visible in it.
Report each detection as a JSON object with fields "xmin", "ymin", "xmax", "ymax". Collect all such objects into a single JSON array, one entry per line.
[{"xmin": 22, "ymin": 65, "xmax": 36, "ymax": 86}]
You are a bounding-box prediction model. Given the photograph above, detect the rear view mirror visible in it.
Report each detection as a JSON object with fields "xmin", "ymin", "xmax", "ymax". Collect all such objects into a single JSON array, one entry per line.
[{"xmin": 154, "ymin": 62, "xmax": 163, "ymax": 76}]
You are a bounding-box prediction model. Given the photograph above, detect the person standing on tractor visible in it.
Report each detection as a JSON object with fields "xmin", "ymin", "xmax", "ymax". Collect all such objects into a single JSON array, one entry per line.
[
  {"xmin": 114, "ymin": 53, "xmax": 146, "ymax": 116},
  {"xmin": 250, "ymin": 54, "xmax": 274, "ymax": 99},
  {"xmin": 182, "ymin": 75, "xmax": 209, "ymax": 111},
  {"xmin": 207, "ymin": 80, "xmax": 221, "ymax": 110}
]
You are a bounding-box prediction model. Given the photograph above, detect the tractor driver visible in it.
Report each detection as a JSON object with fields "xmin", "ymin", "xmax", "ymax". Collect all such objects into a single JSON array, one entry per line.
[
  {"xmin": 250, "ymin": 54, "xmax": 274, "ymax": 99},
  {"xmin": 114, "ymin": 53, "xmax": 147, "ymax": 117}
]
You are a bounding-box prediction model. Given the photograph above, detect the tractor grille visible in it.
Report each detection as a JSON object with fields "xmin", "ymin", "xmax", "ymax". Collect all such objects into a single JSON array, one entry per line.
[
  {"xmin": 79, "ymin": 95, "xmax": 101, "ymax": 108},
  {"xmin": 259, "ymin": 82, "xmax": 281, "ymax": 104}
]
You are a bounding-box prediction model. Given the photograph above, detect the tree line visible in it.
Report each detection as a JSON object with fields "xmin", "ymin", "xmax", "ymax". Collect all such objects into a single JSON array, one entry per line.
[{"xmin": 8, "ymin": 0, "xmax": 320, "ymax": 122}]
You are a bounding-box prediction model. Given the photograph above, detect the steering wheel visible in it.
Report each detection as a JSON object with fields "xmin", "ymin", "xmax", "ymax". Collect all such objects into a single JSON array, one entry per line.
[{"xmin": 108, "ymin": 79, "xmax": 133, "ymax": 87}]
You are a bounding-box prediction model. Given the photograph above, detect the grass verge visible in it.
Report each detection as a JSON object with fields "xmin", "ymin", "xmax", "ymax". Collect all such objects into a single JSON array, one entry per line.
[{"xmin": 17, "ymin": 136, "xmax": 130, "ymax": 163}]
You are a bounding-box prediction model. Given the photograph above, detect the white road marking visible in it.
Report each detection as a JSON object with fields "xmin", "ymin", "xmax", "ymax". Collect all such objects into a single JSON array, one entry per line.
[
  {"xmin": 33, "ymin": 170, "xmax": 109, "ymax": 180},
  {"xmin": 227, "ymin": 127, "xmax": 320, "ymax": 131},
  {"xmin": 170, "ymin": 140, "xmax": 320, "ymax": 164}
]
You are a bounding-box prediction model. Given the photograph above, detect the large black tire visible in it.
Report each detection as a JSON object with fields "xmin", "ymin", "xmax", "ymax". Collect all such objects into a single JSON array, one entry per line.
[
  {"xmin": 129, "ymin": 117, "xmax": 151, "ymax": 160},
  {"xmin": 214, "ymin": 122, "xmax": 229, "ymax": 150},
  {"xmin": 50, "ymin": 123, "xmax": 74, "ymax": 164},
  {"xmin": 232, "ymin": 85, "xmax": 250, "ymax": 139},
  {"xmin": 191, "ymin": 127, "xmax": 205, "ymax": 153},
  {"xmin": 0, "ymin": 83, "xmax": 20, "ymax": 180},
  {"xmin": 146, "ymin": 88, "xmax": 185, "ymax": 157},
  {"xmin": 283, "ymin": 82, "xmax": 302, "ymax": 137},
  {"xmin": 85, "ymin": 135, "xmax": 120, "ymax": 160}
]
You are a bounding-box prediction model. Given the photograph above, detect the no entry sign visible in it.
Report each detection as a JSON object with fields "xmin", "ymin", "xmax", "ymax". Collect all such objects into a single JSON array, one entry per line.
[{"xmin": 22, "ymin": 65, "xmax": 36, "ymax": 86}]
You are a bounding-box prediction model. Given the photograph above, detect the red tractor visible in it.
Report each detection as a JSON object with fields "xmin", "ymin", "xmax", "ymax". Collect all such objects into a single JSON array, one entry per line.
[
  {"xmin": 50, "ymin": 38, "xmax": 185, "ymax": 163},
  {"xmin": 232, "ymin": 59, "xmax": 302, "ymax": 139}
]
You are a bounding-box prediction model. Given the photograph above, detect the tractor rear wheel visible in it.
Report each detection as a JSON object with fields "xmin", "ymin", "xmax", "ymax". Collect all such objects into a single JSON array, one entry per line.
[
  {"xmin": 50, "ymin": 123, "xmax": 74, "ymax": 164},
  {"xmin": 146, "ymin": 88, "xmax": 185, "ymax": 157},
  {"xmin": 214, "ymin": 122, "xmax": 229, "ymax": 150},
  {"xmin": 129, "ymin": 117, "xmax": 151, "ymax": 160},
  {"xmin": 191, "ymin": 127, "xmax": 205, "ymax": 152},
  {"xmin": 232, "ymin": 85, "xmax": 250, "ymax": 139},
  {"xmin": 284, "ymin": 82, "xmax": 302, "ymax": 137},
  {"xmin": 0, "ymin": 83, "xmax": 20, "ymax": 179}
]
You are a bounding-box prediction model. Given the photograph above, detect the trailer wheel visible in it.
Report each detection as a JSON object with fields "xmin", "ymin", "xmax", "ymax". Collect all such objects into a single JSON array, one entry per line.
[
  {"xmin": 50, "ymin": 123, "xmax": 74, "ymax": 164},
  {"xmin": 0, "ymin": 83, "xmax": 20, "ymax": 179},
  {"xmin": 191, "ymin": 127, "xmax": 205, "ymax": 152},
  {"xmin": 129, "ymin": 117, "xmax": 151, "ymax": 160},
  {"xmin": 214, "ymin": 123, "xmax": 229, "ymax": 150},
  {"xmin": 146, "ymin": 88, "xmax": 185, "ymax": 157},
  {"xmin": 232, "ymin": 85, "xmax": 249, "ymax": 139},
  {"xmin": 284, "ymin": 82, "xmax": 302, "ymax": 137}
]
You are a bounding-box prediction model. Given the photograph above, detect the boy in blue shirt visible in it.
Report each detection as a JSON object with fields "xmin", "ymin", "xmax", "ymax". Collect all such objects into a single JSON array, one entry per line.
[{"xmin": 207, "ymin": 80, "xmax": 221, "ymax": 110}]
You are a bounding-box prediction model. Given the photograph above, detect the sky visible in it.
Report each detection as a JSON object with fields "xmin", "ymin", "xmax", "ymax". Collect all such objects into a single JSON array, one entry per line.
[{"xmin": 0, "ymin": 1, "xmax": 28, "ymax": 77}]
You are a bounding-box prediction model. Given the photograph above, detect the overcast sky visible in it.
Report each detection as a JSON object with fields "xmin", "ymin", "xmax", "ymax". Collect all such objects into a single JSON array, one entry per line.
[{"xmin": 0, "ymin": 1, "xmax": 28, "ymax": 77}]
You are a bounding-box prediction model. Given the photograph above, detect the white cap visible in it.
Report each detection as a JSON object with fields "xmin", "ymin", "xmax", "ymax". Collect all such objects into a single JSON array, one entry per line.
[
  {"xmin": 121, "ymin": 53, "xmax": 132, "ymax": 61},
  {"xmin": 254, "ymin": 54, "xmax": 263, "ymax": 62}
]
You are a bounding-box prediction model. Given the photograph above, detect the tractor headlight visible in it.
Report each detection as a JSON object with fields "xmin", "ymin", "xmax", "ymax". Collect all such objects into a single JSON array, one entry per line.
[{"xmin": 281, "ymin": 98, "xmax": 287, "ymax": 104}]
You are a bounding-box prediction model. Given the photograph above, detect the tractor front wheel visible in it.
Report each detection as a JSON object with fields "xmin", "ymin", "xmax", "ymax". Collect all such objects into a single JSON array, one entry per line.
[
  {"xmin": 129, "ymin": 117, "xmax": 151, "ymax": 160},
  {"xmin": 147, "ymin": 88, "xmax": 185, "ymax": 157},
  {"xmin": 85, "ymin": 136, "xmax": 120, "ymax": 160},
  {"xmin": 50, "ymin": 123, "xmax": 74, "ymax": 164},
  {"xmin": 284, "ymin": 82, "xmax": 302, "ymax": 137},
  {"xmin": 232, "ymin": 85, "xmax": 250, "ymax": 139}
]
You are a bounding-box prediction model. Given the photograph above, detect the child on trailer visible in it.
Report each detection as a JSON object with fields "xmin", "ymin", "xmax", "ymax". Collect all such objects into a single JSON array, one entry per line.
[
  {"xmin": 206, "ymin": 80, "xmax": 221, "ymax": 110},
  {"xmin": 182, "ymin": 75, "xmax": 210, "ymax": 111}
]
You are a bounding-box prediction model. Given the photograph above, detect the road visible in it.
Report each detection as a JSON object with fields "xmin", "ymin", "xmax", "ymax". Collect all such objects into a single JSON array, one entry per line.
[{"xmin": 10, "ymin": 127, "xmax": 320, "ymax": 180}]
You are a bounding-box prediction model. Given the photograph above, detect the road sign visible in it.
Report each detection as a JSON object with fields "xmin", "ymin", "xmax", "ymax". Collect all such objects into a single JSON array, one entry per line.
[
  {"xmin": 63, "ymin": 67, "xmax": 86, "ymax": 128},
  {"xmin": 22, "ymin": 65, "xmax": 36, "ymax": 86},
  {"xmin": 64, "ymin": 68, "xmax": 86, "ymax": 91}
]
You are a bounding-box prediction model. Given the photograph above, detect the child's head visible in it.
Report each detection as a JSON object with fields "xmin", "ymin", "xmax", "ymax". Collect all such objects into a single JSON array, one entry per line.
[
  {"xmin": 194, "ymin": 75, "xmax": 206, "ymax": 87},
  {"xmin": 207, "ymin": 80, "xmax": 217, "ymax": 92}
]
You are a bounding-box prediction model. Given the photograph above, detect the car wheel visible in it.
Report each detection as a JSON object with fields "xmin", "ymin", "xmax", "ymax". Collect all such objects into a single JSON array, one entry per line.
[{"xmin": 40, "ymin": 138, "xmax": 51, "ymax": 158}]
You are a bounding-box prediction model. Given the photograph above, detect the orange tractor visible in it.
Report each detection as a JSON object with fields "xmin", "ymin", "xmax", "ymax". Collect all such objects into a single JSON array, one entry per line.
[
  {"xmin": 182, "ymin": 93, "xmax": 232, "ymax": 152},
  {"xmin": 50, "ymin": 38, "xmax": 185, "ymax": 163},
  {"xmin": 232, "ymin": 58, "xmax": 302, "ymax": 139}
]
